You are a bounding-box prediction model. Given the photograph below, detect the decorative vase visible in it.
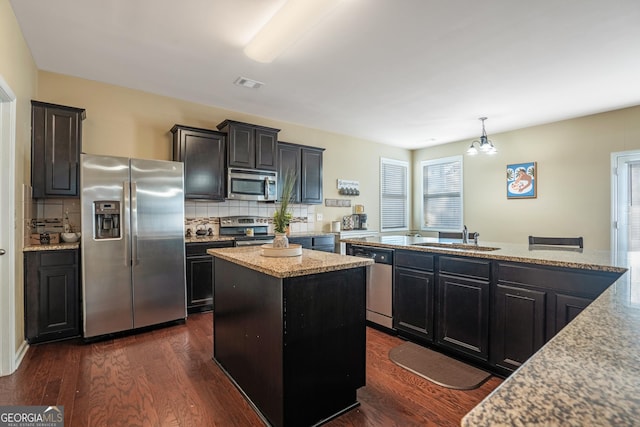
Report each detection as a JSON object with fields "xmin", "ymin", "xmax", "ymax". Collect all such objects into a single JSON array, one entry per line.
[{"xmin": 273, "ymin": 232, "xmax": 289, "ymax": 248}]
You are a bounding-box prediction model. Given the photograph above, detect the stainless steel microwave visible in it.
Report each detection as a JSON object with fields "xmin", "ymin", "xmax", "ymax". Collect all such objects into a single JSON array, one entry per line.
[{"xmin": 227, "ymin": 168, "xmax": 278, "ymax": 201}]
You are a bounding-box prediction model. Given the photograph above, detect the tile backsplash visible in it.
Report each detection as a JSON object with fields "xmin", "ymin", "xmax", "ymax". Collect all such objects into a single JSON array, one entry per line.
[
  {"xmin": 184, "ymin": 200, "xmax": 316, "ymax": 235},
  {"xmin": 26, "ymin": 196, "xmax": 317, "ymax": 241}
]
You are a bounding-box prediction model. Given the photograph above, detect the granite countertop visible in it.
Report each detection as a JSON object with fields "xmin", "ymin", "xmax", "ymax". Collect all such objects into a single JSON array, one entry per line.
[
  {"xmin": 341, "ymin": 235, "xmax": 626, "ymax": 273},
  {"xmin": 287, "ymin": 231, "xmax": 336, "ymax": 238},
  {"xmin": 185, "ymin": 235, "xmax": 235, "ymax": 244},
  {"xmin": 207, "ymin": 246, "xmax": 373, "ymax": 278},
  {"xmin": 24, "ymin": 242, "xmax": 80, "ymax": 252}
]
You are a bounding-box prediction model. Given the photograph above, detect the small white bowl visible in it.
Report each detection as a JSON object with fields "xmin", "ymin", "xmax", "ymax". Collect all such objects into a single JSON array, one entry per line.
[{"xmin": 61, "ymin": 232, "xmax": 79, "ymax": 243}]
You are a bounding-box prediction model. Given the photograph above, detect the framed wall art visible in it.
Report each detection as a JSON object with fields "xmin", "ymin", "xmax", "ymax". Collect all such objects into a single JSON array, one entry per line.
[{"xmin": 507, "ymin": 161, "xmax": 536, "ymax": 199}]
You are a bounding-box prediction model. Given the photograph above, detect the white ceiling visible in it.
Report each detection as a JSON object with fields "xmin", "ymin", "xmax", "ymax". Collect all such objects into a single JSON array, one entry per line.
[{"xmin": 9, "ymin": 0, "xmax": 640, "ymax": 149}]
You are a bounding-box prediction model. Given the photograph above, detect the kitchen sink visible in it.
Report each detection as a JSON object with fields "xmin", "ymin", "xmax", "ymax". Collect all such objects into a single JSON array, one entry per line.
[{"xmin": 411, "ymin": 242, "xmax": 500, "ymax": 251}]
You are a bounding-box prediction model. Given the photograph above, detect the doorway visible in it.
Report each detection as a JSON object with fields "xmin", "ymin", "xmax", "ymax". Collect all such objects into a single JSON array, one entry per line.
[
  {"xmin": 612, "ymin": 151, "xmax": 640, "ymax": 254},
  {"xmin": 612, "ymin": 150, "xmax": 640, "ymax": 307},
  {"xmin": 0, "ymin": 75, "xmax": 17, "ymax": 376}
]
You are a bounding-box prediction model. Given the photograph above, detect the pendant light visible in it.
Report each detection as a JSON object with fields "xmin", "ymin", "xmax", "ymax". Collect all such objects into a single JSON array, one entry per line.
[{"xmin": 466, "ymin": 117, "xmax": 497, "ymax": 155}]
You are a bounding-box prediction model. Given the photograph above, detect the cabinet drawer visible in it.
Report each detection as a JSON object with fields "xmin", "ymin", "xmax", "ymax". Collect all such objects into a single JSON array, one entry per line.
[
  {"xmin": 395, "ymin": 250, "xmax": 434, "ymax": 272},
  {"xmin": 497, "ymin": 262, "xmax": 618, "ymax": 296},
  {"xmin": 313, "ymin": 236, "xmax": 335, "ymax": 247},
  {"xmin": 40, "ymin": 250, "xmax": 76, "ymax": 266},
  {"xmin": 186, "ymin": 241, "xmax": 233, "ymax": 256},
  {"xmin": 439, "ymin": 256, "xmax": 490, "ymax": 280}
]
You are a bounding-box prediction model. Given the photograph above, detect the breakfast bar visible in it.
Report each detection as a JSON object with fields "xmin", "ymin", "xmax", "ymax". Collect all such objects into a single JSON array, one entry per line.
[
  {"xmin": 341, "ymin": 235, "xmax": 637, "ymax": 426},
  {"xmin": 207, "ymin": 246, "xmax": 373, "ymax": 427}
]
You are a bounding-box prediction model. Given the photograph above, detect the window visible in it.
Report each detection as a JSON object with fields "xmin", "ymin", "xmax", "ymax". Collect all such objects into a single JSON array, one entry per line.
[
  {"xmin": 421, "ymin": 156, "xmax": 463, "ymax": 231},
  {"xmin": 380, "ymin": 158, "xmax": 409, "ymax": 231}
]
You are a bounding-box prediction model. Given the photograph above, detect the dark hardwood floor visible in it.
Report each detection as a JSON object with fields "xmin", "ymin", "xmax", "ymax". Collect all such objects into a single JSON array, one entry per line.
[{"xmin": 0, "ymin": 313, "xmax": 501, "ymax": 426}]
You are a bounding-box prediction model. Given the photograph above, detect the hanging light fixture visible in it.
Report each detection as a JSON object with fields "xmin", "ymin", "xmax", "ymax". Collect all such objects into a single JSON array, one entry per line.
[{"xmin": 466, "ymin": 117, "xmax": 497, "ymax": 155}]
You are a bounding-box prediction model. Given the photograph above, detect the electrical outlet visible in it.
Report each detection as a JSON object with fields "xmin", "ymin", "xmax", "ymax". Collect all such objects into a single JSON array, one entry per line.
[{"xmin": 316, "ymin": 213, "xmax": 323, "ymax": 221}]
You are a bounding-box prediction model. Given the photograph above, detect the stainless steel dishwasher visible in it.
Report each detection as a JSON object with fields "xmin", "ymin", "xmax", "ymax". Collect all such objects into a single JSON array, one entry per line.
[{"xmin": 347, "ymin": 245, "xmax": 394, "ymax": 330}]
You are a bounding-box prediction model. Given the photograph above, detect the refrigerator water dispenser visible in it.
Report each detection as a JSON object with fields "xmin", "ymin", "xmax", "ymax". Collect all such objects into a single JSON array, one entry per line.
[{"xmin": 94, "ymin": 201, "xmax": 121, "ymax": 239}]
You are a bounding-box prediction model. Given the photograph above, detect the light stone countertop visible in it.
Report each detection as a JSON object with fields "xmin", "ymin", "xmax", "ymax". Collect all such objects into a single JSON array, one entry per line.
[
  {"xmin": 341, "ymin": 235, "xmax": 626, "ymax": 273},
  {"xmin": 184, "ymin": 235, "xmax": 235, "ymax": 244},
  {"xmin": 207, "ymin": 246, "xmax": 373, "ymax": 278},
  {"xmin": 340, "ymin": 236, "xmax": 638, "ymax": 426},
  {"xmin": 24, "ymin": 242, "xmax": 80, "ymax": 252}
]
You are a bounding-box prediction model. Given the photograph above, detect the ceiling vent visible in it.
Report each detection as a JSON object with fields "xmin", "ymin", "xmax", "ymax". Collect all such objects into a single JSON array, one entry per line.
[{"xmin": 234, "ymin": 77, "xmax": 264, "ymax": 89}]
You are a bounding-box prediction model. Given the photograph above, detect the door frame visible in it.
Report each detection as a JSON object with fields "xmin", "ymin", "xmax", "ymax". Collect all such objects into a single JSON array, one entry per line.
[
  {"xmin": 611, "ymin": 150, "xmax": 640, "ymax": 256},
  {"xmin": 0, "ymin": 75, "xmax": 18, "ymax": 376}
]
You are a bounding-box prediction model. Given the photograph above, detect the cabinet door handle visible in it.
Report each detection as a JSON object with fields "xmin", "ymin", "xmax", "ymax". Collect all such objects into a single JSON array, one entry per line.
[{"xmin": 0, "ymin": 249, "xmax": 5, "ymax": 256}]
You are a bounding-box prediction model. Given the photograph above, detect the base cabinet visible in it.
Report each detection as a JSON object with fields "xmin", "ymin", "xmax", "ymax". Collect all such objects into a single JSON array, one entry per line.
[
  {"xmin": 214, "ymin": 258, "xmax": 365, "ymax": 427},
  {"xmin": 288, "ymin": 235, "xmax": 335, "ymax": 253},
  {"xmin": 388, "ymin": 248, "xmax": 622, "ymax": 375},
  {"xmin": 436, "ymin": 256, "xmax": 491, "ymax": 362},
  {"xmin": 491, "ymin": 284, "xmax": 547, "ymax": 371},
  {"xmin": 394, "ymin": 250, "xmax": 435, "ymax": 342},
  {"xmin": 490, "ymin": 261, "xmax": 621, "ymax": 373},
  {"xmin": 25, "ymin": 249, "xmax": 80, "ymax": 343},
  {"xmin": 185, "ymin": 241, "xmax": 234, "ymax": 313}
]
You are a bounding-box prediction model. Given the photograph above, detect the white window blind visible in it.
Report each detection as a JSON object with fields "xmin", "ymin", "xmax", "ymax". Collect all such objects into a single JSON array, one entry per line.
[
  {"xmin": 380, "ymin": 158, "xmax": 409, "ymax": 230},
  {"xmin": 421, "ymin": 156, "xmax": 463, "ymax": 230}
]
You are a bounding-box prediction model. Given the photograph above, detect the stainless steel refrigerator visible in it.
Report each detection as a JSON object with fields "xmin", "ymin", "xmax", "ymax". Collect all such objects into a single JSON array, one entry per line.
[{"xmin": 80, "ymin": 154, "xmax": 186, "ymax": 338}]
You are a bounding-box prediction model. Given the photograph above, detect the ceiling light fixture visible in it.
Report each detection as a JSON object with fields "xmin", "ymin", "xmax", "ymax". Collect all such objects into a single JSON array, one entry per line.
[
  {"xmin": 466, "ymin": 117, "xmax": 497, "ymax": 155},
  {"xmin": 244, "ymin": 0, "xmax": 344, "ymax": 63}
]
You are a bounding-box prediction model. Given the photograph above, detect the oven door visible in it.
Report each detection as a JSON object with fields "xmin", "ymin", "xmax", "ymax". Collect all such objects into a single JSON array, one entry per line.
[{"xmin": 235, "ymin": 238, "xmax": 275, "ymax": 247}]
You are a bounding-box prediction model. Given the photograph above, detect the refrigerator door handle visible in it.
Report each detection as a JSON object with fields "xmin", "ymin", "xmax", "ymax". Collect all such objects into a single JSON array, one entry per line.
[
  {"xmin": 124, "ymin": 181, "xmax": 131, "ymax": 266},
  {"xmin": 131, "ymin": 182, "xmax": 139, "ymax": 265}
]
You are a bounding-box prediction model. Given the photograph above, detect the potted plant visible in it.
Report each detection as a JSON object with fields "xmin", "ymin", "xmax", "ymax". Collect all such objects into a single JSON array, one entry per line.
[{"xmin": 273, "ymin": 170, "xmax": 296, "ymax": 248}]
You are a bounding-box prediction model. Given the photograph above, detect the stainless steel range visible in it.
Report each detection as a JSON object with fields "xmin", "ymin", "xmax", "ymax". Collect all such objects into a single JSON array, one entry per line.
[{"xmin": 219, "ymin": 216, "xmax": 274, "ymax": 246}]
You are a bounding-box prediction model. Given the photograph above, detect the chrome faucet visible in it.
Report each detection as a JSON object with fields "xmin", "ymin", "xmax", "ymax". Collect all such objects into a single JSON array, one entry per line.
[{"xmin": 462, "ymin": 225, "xmax": 468, "ymax": 243}]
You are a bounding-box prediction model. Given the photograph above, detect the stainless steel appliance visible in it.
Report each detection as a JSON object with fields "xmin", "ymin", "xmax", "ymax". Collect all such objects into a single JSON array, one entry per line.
[
  {"xmin": 347, "ymin": 245, "xmax": 394, "ymax": 330},
  {"xmin": 227, "ymin": 168, "xmax": 277, "ymax": 201},
  {"xmin": 81, "ymin": 154, "xmax": 186, "ymax": 338},
  {"xmin": 219, "ymin": 216, "xmax": 274, "ymax": 246}
]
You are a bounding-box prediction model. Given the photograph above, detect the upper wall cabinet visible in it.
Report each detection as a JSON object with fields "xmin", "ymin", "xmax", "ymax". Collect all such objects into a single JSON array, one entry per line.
[
  {"xmin": 217, "ymin": 120, "xmax": 280, "ymax": 171},
  {"xmin": 31, "ymin": 100, "xmax": 86, "ymax": 198},
  {"xmin": 278, "ymin": 142, "xmax": 325, "ymax": 204},
  {"xmin": 171, "ymin": 124, "xmax": 226, "ymax": 200}
]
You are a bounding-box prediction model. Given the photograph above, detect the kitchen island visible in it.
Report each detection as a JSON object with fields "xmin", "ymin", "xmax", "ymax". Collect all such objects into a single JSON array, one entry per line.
[
  {"xmin": 207, "ymin": 246, "xmax": 373, "ymax": 427},
  {"xmin": 342, "ymin": 235, "xmax": 638, "ymax": 426}
]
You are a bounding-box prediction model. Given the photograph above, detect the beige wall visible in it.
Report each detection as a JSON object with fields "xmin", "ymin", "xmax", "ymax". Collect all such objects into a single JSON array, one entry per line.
[
  {"xmin": 413, "ymin": 106, "xmax": 640, "ymax": 249},
  {"xmin": 37, "ymin": 71, "xmax": 410, "ymax": 232},
  {"xmin": 35, "ymin": 72, "xmax": 640, "ymax": 249},
  {"xmin": 1, "ymin": 0, "xmax": 38, "ymax": 365}
]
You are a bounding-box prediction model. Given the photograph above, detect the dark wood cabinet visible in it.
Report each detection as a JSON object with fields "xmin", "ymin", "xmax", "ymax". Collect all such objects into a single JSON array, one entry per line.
[
  {"xmin": 278, "ymin": 142, "xmax": 324, "ymax": 204},
  {"xmin": 31, "ymin": 100, "xmax": 85, "ymax": 198},
  {"xmin": 288, "ymin": 234, "xmax": 335, "ymax": 252},
  {"xmin": 25, "ymin": 249, "xmax": 80, "ymax": 343},
  {"xmin": 171, "ymin": 124, "xmax": 226, "ymax": 200},
  {"xmin": 491, "ymin": 261, "xmax": 620, "ymax": 373},
  {"xmin": 394, "ymin": 250, "xmax": 435, "ymax": 342},
  {"xmin": 217, "ymin": 120, "xmax": 279, "ymax": 170},
  {"xmin": 214, "ymin": 258, "xmax": 365, "ymax": 427},
  {"xmin": 492, "ymin": 283, "xmax": 547, "ymax": 372},
  {"xmin": 277, "ymin": 143, "xmax": 301, "ymax": 202},
  {"xmin": 185, "ymin": 240, "xmax": 234, "ymax": 313},
  {"xmin": 436, "ymin": 256, "xmax": 491, "ymax": 362}
]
